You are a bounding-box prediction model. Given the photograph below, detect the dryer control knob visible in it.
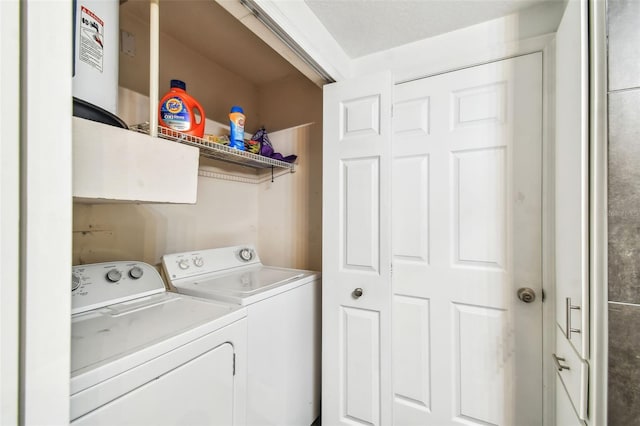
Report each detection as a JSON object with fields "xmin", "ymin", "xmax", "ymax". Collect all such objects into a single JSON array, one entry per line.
[
  {"xmin": 129, "ymin": 266, "xmax": 144, "ymax": 279},
  {"xmin": 239, "ymin": 248, "xmax": 254, "ymax": 262},
  {"xmin": 178, "ymin": 259, "xmax": 190, "ymax": 270},
  {"xmin": 72, "ymin": 273, "xmax": 81, "ymax": 291},
  {"xmin": 193, "ymin": 257, "xmax": 204, "ymax": 267},
  {"xmin": 106, "ymin": 269, "xmax": 122, "ymax": 283}
]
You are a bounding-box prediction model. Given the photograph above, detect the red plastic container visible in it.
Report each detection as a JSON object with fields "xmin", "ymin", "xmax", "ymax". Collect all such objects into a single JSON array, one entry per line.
[{"xmin": 158, "ymin": 79, "xmax": 205, "ymax": 138}]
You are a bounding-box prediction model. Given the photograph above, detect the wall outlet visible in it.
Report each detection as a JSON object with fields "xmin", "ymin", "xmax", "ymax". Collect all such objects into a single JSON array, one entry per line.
[{"xmin": 120, "ymin": 30, "xmax": 135, "ymax": 57}]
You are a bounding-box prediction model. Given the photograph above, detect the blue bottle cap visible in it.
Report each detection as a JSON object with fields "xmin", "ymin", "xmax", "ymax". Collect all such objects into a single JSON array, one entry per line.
[
  {"xmin": 230, "ymin": 105, "xmax": 244, "ymax": 113},
  {"xmin": 170, "ymin": 79, "xmax": 186, "ymax": 90}
]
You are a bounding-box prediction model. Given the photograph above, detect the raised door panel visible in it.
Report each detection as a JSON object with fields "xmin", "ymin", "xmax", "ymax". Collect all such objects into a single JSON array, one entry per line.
[
  {"xmin": 342, "ymin": 158, "xmax": 380, "ymax": 272},
  {"xmin": 392, "ymin": 155, "xmax": 430, "ymax": 263},
  {"xmin": 341, "ymin": 307, "xmax": 380, "ymax": 425},
  {"xmin": 452, "ymin": 148, "xmax": 506, "ymax": 268},
  {"xmin": 393, "ymin": 296, "xmax": 431, "ymax": 414},
  {"xmin": 453, "ymin": 303, "xmax": 508, "ymax": 425}
]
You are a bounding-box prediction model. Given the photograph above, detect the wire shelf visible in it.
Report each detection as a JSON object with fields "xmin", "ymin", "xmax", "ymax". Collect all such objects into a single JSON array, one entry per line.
[{"xmin": 131, "ymin": 124, "xmax": 296, "ymax": 172}]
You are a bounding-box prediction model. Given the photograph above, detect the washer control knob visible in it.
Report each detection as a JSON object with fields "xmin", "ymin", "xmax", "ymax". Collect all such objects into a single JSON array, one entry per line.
[
  {"xmin": 193, "ymin": 257, "xmax": 204, "ymax": 267},
  {"xmin": 129, "ymin": 266, "xmax": 144, "ymax": 279},
  {"xmin": 106, "ymin": 269, "xmax": 122, "ymax": 283},
  {"xmin": 72, "ymin": 273, "xmax": 81, "ymax": 291},
  {"xmin": 178, "ymin": 259, "xmax": 190, "ymax": 270},
  {"xmin": 239, "ymin": 248, "xmax": 254, "ymax": 262}
]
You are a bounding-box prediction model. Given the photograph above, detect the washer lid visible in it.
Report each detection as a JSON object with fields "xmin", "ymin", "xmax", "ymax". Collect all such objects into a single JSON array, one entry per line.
[
  {"xmin": 173, "ymin": 266, "xmax": 315, "ymax": 303},
  {"xmin": 197, "ymin": 267, "xmax": 305, "ymax": 295},
  {"xmin": 71, "ymin": 291, "xmax": 245, "ymax": 391}
]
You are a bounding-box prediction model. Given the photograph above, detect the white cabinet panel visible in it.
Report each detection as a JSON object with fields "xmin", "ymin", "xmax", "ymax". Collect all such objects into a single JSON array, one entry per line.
[
  {"xmin": 555, "ymin": 0, "xmax": 589, "ymax": 358},
  {"xmin": 73, "ymin": 117, "xmax": 199, "ymax": 203},
  {"xmin": 553, "ymin": 1, "xmax": 590, "ymax": 424},
  {"xmin": 554, "ymin": 325, "xmax": 589, "ymax": 421},
  {"xmin": 555, "ymin": 374, "xmax": 586, "ymax": 426}
]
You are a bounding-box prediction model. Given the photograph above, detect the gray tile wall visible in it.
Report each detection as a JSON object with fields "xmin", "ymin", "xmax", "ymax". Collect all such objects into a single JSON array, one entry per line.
[{"xmin": 607, "ymin": 0, "xmax": 640, "ymax": 424}]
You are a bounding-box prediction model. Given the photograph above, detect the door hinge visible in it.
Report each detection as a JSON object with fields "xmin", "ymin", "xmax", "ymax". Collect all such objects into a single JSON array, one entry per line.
[
  {"xmin": 233, "ymin": 353, "xmax": 236, "ymax": 376},
  {"xmin": 390, "ymin": 263, "xmax": 393, "ymax": 277}
]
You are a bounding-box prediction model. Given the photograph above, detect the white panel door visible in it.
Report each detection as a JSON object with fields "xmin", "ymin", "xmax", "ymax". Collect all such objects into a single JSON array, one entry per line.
[
  {"xmin": 392, "ymin": 53, "xmax": 543, "ymax": 425},
  {"xmin": 323, "ymin": 72, "xmax": 393, "ymax": 426}
]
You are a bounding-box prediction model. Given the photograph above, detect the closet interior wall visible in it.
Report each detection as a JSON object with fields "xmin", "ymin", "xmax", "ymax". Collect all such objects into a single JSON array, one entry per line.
[{"xmin": 73, "ymin": 1, "xmax": 323, "ymax": 272}]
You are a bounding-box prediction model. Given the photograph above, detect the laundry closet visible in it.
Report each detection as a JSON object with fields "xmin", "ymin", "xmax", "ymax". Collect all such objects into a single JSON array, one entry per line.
[
  {"xmin": 72, "ymin": 0, "xmax": 324, "ymax": 272},
  {"xmin": 3, "ymin": 1, "xmax": 608, "ymax": 425},
  {"xmin": 67, "ymin": 2, "xmax": 325, "ymax": 424}
]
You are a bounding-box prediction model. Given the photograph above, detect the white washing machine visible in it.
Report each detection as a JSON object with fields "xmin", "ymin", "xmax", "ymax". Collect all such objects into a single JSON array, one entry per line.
[
  {"xmin": 162, "ymin": 245, "xmax": 321, "ymax": 426},
  {"xmin": 70, "ymin": 260, "xmax": 248, "ymax": 425}
]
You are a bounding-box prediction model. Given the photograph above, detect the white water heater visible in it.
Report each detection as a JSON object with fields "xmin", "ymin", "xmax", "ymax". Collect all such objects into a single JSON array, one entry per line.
[{"xmin": 72, "ymin": 0, "xmax": 119, "ymax": 115}]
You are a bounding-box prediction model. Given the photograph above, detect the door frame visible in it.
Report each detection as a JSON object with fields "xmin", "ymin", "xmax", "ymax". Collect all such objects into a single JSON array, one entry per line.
[
  {"xmin": 0, "ymin": 1, "xmax": 21, "ymax": 424},
  {"xmin": 588, "ymin": 0, "xmax": 608, "ymax": 423},
  {"xmin": 19, "ymin": 1, "xmax": 73, "ymax": 424}
]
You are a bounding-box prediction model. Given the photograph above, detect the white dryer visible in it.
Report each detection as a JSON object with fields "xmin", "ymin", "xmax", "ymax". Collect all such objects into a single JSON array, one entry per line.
[
  {"xmin": 70, "ymin": 260, "xmax": 247, "ymax": 425},
  {"xmin": 162, "ymin": 245, "xmax": 321, "ymax": 426}
]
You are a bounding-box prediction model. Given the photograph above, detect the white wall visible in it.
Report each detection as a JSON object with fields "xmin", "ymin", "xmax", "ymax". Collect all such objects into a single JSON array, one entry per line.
[
  {"xmin": 258, "ymin": 124, "xmax": 320, "ymax": 271},
  {"xmin": 73, "ymin": 119, "xmax": 321, "ymax": 272},
  {"xmin": 351, "ymin": 2, "xmax": 564, "ymax": 82},
  {"xmin": 74, "ymin": 176, "xmax": 259, "ymax": 265}
]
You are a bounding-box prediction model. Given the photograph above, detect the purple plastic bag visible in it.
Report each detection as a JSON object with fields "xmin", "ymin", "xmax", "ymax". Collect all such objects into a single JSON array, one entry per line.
[
  {"xmin": 252, "ymin": 128, "xmax": 296, "ymax": 163},
  {"xmin": 252, "ymin": 128, "xmax": 274, "ymax": 157}
]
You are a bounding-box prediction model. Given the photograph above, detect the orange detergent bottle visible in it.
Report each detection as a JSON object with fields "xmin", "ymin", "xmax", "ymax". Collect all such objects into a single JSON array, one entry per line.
[{"xmin": 158, "ymin": 79, "xmax": 205, "ymax": 138}]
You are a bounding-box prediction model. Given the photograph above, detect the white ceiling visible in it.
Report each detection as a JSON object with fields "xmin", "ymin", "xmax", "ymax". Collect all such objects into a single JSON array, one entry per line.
[
  {"xmin": 122, "ymin": 0, "xmax": 566, "ymax": 86},
  {"xmin": 304, "ymin": 0, "xmax": 565, "ymax": 58}
]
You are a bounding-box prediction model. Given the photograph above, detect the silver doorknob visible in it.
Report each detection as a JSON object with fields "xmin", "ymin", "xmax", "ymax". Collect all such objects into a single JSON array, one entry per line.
[
  {"xmin": 517, "ymin": 287, "xmax": 536, "ymax": 303},
  {"xmin": 352, "ymin": 288, "xmax": 363, "ymax": 298}
]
